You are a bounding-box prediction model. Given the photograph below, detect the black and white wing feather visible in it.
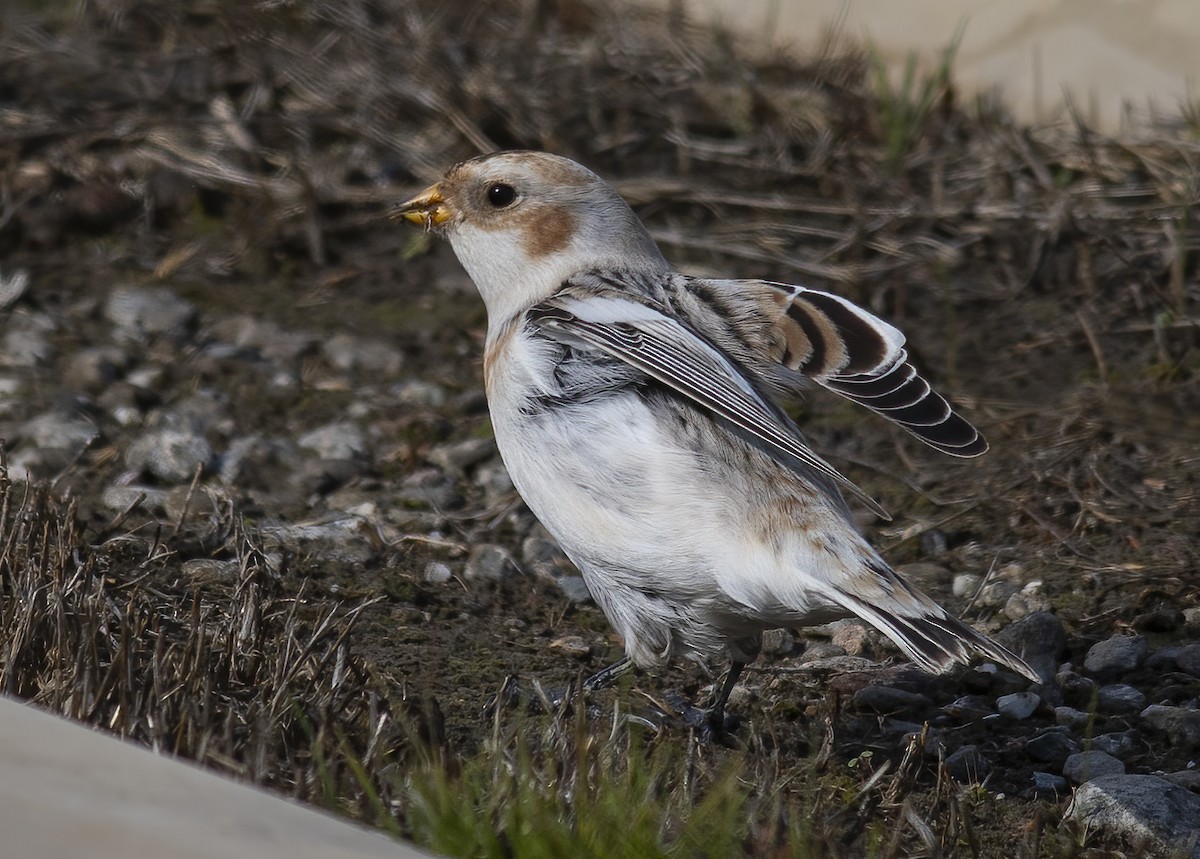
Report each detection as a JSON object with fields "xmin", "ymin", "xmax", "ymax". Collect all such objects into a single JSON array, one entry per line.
[
  {"xmin": 528, "ymin": 290, "xmax": 890, "ymax": 519},
  {"xmin": 708, "ymin": 280, "xmax": 988, "ymax": 457}
]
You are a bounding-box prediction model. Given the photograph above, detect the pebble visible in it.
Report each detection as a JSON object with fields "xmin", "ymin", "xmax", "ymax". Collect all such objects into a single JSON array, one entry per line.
[
  {"xmin": 830, "ymin": 620, "xmax": 871, "ymax": 656},
  {"xmin": 297, "ymin": 422, "xmax": 368, "ymax": 461},
  {"xmin": 1, "ymin": 312, "xmax": 56, "ymax": 367},
  {"xmin": 465, "ymin": 544, "xmax": 514, "ymax": 580},
  {"xmin": 423, "ymin": 562, "xmax": 453, "ymax": 584},
  {"xmin": 760, "ymin": 628, "xmax": 794, "ymax": 657},
  {"xmin": 852, "ymin": 685, "xmax": 932, "ymax": 714},
  {"xmin": 1054, "ymin": 706, "xmax": 1092, "ymax": 729},
  {"xmin": 125, "ymin": 429, "xmax": 213, "ymax": 483},
  {"xmin": 1083, "ymin": 634, "xmax": 1148, "ymax": 677},
  {"xmin": 1184, "ymin": 607, "xmax": 1200, "ymax": 632},
  {"xmin": 64, "ymin": 346, "xmax": 130, "ymax": 393},
  {"xmin": 995, "ymin": 611, "xmax": 1066, "ymax": 681},
  {"xmin": 996, "ymin": 691, "xmax": 1040, "ymax": 720},
  {"xmin": 950, "ymin": 573, "xmax": 980, "ymax": 598},
  {"xmin": 1140, "ymin": 704, "xmax": 1200, "ymax": 749},
  {"xmin": 322, "ymin": 333, "xmax": 404, "ymax": 375},
  {"xmin": 0, "ymin": 266, "xmax": 30, "ymax": 309},
  {"xmin": 426, "ymin": 438, "xmax": 496, "ymax": 473},
  {"xmin": 1003, "ymin": 586, "xmax": 1050, "ymax": 621},
  {"xmin": 555, "ymin": 576, "xmax": 592, "ymax": 604},
  {"xmin": 1029, "ymin": 771, "xmax": 1068, "ymax": 798},
  {"xmin": 943, "ymin": 695, "xmax": 994, "ymax": 721},
  {"xmin": 1176, "ymin": 642, "xmax": 1200, "ymax": 678},
  {"xmin": 105, "ymin": 285, "xmax": 196, "ymax": 339},
  {"xmin": 1025, "ymin": 729, "xmax": 1078, "ymax": 764},
  {"xmin": 1096, "ymin": 683, "xmax": 1147, "ymax": 714},
  {"xmin": 1063, "ymin": 750, "xmax": 1125, "ymax": 784},
  {"xmin": 20, "ymin": 411, "xmax": 99, "ymax": 451},
  {"xmin": 1066, "ymin": 775, "xmax": 1200, "ymax": 856},
  {"xmin": 944, "ymin": 745, "xmax": 990, "ymax": 784},
  {"xmin": 1090, "ymin": 731, "xmax": 1135, "ymax": 757},
  {"xmin": 100, "ymin": 484, "xmax": 170, "ymax": 514}
]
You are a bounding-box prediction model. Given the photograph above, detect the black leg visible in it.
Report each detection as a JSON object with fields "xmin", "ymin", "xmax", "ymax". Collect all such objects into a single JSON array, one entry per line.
[
  {"xmin": 707, "ymin": 659, "xmax": 747, "ymax": 735},
  {"xmin": 584, "ymin": 656, "xmax": 633, "ymax": 692}
]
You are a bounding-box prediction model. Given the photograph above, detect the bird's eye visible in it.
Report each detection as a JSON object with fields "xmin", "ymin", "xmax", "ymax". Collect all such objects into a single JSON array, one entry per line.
[{"xmin": 485, "ymin": 183, "xmax": 517, "ymax": 208}]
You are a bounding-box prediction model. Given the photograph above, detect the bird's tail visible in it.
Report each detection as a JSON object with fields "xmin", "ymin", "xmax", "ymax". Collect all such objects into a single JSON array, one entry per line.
[{"xmin": 829, "ymin": 570, "xmax": 1042, "ymax": 684}]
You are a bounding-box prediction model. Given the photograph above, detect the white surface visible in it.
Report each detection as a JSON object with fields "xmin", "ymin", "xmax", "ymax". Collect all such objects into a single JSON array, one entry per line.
[
  {"xmin": 0, "ymin": 696, "xmax": 428, "ymax": 859},
  {"xmin": 670, "ymin": 0, "xmax": 1199, "ymax": 130}
]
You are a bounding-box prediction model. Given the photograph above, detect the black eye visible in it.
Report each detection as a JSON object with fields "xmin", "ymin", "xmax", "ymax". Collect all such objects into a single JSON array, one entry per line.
[{"xmin": 486, "ymin": 183, "xmax": 517, "ymax": 208}]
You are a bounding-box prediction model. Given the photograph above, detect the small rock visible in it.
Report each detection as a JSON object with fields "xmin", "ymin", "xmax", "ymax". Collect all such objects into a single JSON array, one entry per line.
[
  {"xmin": 997, "ymin": 691, "xmax": 1040, "ymax": 720},
  {"xmin": 1141, "ymin": 704, "xmax": 1200, "ymax": 749},
  {"xmin": 1056, "ymin": 668, "xmax": 1098, "ymax": 708},
  {"xmin": 474, "ymin": 461, "xmax": 514, "ymax": 498},
  {"xmin": 1, "ymin": 313, "xmax": 55, "ymax": 367},
  {"xmin": 944, "ymin": 745, "xmax": 990, "ymax": 784},
  {"xmin": 1096, "ymin": 683, "xmax": 1147, "ymax": 714},
  {"xmin": 105, "ymin": 285, "xmax": 196, "ymax": 339},
  {"xmin": 396, "ymin": 469, "xmax": 462, "ymax": 510},
  {"xmin": 297, "ymin": 422, "xmax": 368, "ymax": 461},
  {"xmin": 1030, "ymin": 771, "xmax": 1069, "ymax": 799},
  {"xmin": 0, "ymin": 267, "xmax": 30, "ymax": 309},
  {"xmin": 1025, "ymin": 729, "xmax": 1078, "ymax": 764},
  {"xmin": 1176, "ymin": 643, "xmax": 1200, "ymax": 678},
  {"xmin": 1161, "ymin": 769, "xmax": 1200, "ymax": 791},
  {"xmin": 465, "ymin": 544, "xmax": 514, "ymax": 580},
  {"xmin": 1064, "ymin": 750, "xmax": 1126, "ymax": 784},
  {"xmin": 100, "ymin": 485, "xmax": 170, "ymax": 514},
  {"xmin": 64, "ymin": 346, "xmax": 130, "ymax": 394},
  {"xmin": 423, "ymin": 562, "xmax": 453, "ymax": 584},
  {"xmin": 1090, "ymin": 731, "xmax": 1136, "ymax": 757},
  {"xmin": 760, "ymin": 628, "xmax": 794, "ymax": 657},
  {"xmin": 977, "ymin": 580, "xmax": 1019, "ymax": 608},
  {"xmin": 943, "ymin": 695, "xmax": 994, "ymax": 721},
  {"xmin": 1133, "ymin": 608, "xmax": 1183, "ymax": 632},
  {"xmin": 426, "ymin": 438, "xmax": 496, "ymax": 473},
  {"xmin": 830, "ymin": 620, "xmax": 871, "ymax": 656},
  {"xmin": 20, "ymin": 411, "xmax": 99, "ymax": 450},
  {"xmin": 556, "ymin": 576, "xmax": 592, "ymax": 604},
  {"xmin": 1183, "ymin": 607, "xmax": 1200, "ymax": 633},
  {"xmin": 951, "ymin": 574, "xmax": 980, "ymax": 598},
  {"xmin": 1065, "ymin": 775, "xmax": 1200, "ymax": 856},
  {"xmin": 391, "ymin": 380, "xmax": 447, "ymax": 407},
  {"xmin": 522, "ymin": 535, "xmax": 567, "ymax": 566},
  {"xmin": 125, "ymin": 429, "xmax": 213, "ymax": 483},
  {"xmin": 852, "ymin": 685, "xmax": 932, "ymax": 714},
  {"xmin": 1084, "ymin": 635, "xmax": 1148, "ymax": 677},
  {"xmin": 1003, "ymin": 588, "xmax": 1050, "ymax": 621},
  {"xmin": 996, "ymin": 611, "xmax": 1067, "ymax": 681},
  {"xmin": 1055, "ymin": 706, "xmax": 1092, "ymax": 729},
  {"xmin": 322, "ymin": 332, "xmax": 404, "ymax": 374}
]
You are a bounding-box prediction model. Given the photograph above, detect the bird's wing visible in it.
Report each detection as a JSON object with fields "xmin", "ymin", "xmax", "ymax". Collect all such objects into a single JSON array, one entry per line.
[
  {"xmin": 528, "ymin": 289, "xmax": 889, "ymax": 519},
  {"xmin": 701, "ymin": 279, "xmax": 988, "ymax": 458}
]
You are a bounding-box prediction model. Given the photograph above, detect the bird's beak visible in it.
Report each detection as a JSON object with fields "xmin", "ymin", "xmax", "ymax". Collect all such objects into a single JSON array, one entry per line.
[{"xmin": 391, "ymin": 184, "xmax": 451, "ymax": 229}]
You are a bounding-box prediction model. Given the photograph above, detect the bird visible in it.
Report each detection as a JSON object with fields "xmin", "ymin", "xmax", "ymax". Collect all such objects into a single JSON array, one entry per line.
[{"xmin": 393, "ymin": 151, "xmax": 1038, "ymax": 730}]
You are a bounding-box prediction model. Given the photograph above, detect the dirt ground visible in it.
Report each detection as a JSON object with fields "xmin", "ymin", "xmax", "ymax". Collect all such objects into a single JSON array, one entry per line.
[{"xmin": 1, "ymin": 1, "xmax": 1198, "ymax": 856}]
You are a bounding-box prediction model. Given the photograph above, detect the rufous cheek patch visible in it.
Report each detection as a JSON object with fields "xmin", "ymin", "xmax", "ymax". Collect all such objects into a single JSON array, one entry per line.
[{"xmin": 519, "ymin": 206, "xmax": 577, "ymax": 260}]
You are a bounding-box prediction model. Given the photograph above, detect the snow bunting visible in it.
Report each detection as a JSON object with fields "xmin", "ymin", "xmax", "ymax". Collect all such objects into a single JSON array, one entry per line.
[{"xmin": 395, "ymin": 151, "xmax": 1038, "ymax": 725}]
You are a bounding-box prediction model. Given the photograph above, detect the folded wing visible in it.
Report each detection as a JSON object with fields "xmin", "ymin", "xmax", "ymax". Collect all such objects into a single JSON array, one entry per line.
[{"xmin": 528, "ymin": 291, "xmax": 890, "ymax": 519}]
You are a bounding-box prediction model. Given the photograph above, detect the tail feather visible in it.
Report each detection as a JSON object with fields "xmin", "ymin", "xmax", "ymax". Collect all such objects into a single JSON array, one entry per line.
[{"xmin": 831, "ymin": 588, "xmax": 1042, "ymax": 684}]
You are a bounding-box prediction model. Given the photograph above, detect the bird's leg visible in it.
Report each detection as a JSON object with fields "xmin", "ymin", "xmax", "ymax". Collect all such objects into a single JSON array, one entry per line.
[
  {"xmin": 583, "ymin": 656, "xmax": 633, "ymax": 691},
  {"xmin": 707, "ymin": 659, "xmax": 747, "ymax": 736}
]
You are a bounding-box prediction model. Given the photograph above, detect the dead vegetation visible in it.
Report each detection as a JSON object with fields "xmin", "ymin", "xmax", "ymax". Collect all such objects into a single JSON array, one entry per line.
[{"xmin": 1, "ymin": 0, "xmax": 1198, "ymax": 855}]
